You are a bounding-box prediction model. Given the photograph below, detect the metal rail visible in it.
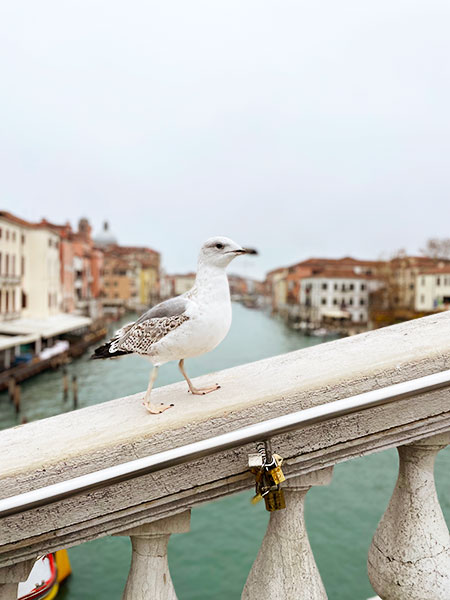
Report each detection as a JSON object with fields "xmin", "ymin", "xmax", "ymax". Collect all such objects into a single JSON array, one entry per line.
[{"xmin": 1, "ymin": 369, "xmax": 450, "ymax": 518}]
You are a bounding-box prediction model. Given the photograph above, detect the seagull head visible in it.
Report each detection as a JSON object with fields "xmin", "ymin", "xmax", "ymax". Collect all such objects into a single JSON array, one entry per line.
[{"xmin": 198, "ymin": 236, "xmax": 258, "ymax": 268}]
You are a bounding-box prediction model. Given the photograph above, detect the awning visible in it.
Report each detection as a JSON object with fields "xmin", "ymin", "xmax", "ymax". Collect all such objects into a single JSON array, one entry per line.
[
  {"xmin": 0, "ymin": 334, "xmax": 39, "ymax": 352},
  {"xmin": 321, "ymin": 310, "xmax": 351, "ymax": 319},
  {"xmin": 0, "ymin": 314, "xmax": 92, "ymax": 338}
]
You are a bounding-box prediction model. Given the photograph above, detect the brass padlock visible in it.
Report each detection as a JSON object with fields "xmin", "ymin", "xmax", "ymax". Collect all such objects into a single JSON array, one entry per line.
[
  {"xmin": 264, "ymin": 488, "xmax": 286, "ymax": 512},
  {"xmin": 267, "ymin": 465, "xmax": 285, "ymax": 485},
  {"xmin": 265, "ymin": 455, "xmax": 285, "ymax": 486}
]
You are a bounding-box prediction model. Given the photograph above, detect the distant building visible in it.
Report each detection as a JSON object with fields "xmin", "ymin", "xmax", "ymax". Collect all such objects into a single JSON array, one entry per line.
[
  {"xmin": 102, "ymin": 246, "xmax": 160, "ymax": 309},
  {"xmin": 266, "ymin": 257, "xmax": 380, "ymax": 317},
  {"xmin": 0, "ymin": 211, "xmax": 61, "ymax": 320},
  {"xmin": 299, "ymin": 269, "xmax": 383, "ymax": 324},
  {"xmin": 265, "ymin": 267, "xmax": 289, "ymax": 311},
  {"xmin": 415, "ymin": 267, "xmax": 450, "ymax": 312},
  {"xmin": 387, "ymin": 256, "xmax": 450, "ymax": 311},
  {"xmin": 93, "ymin": 221, "xmax": 118, "ymax": 248},
  {"xmin": 161, "ymin": 273, "xmax": 196, "ymax": 299},
  {"xmin": 41, "ymin": 217, "xmax": 104, "ymax": 318}
]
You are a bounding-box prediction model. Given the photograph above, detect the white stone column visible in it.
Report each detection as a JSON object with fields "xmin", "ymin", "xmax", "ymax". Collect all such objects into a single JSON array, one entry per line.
[
  {"xmin": 117, "ymin": 511, "xmax": 191, "ymax": 600},
  {"xmin": 0, "ymin": 560, "xmax": 34, "ymax": 600},
  {"xmin": 368, "ymin": 432, "xmax": 450, "ymax": 600},
  {"xmin": 242, "ymin": 467, "xmax": 333, "ymax": 600}
]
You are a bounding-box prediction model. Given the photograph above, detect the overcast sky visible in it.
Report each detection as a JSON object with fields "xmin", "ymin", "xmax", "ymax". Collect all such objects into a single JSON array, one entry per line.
[{"xmin": 1, "ymin": 1, "xmax": 449, "ymax": 279}]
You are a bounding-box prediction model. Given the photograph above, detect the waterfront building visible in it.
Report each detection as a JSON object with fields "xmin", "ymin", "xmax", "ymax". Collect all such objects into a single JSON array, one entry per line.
[
  {"xmin": 102, "ymin": 246, "xmax": 160, "ymax": 309},
  {"xmin": 386, "ymin": 255, "xmax": 450, "ymax": 311},
  {"xmin": 42, "ymin": 217, "xmax": 104, "ymax": 318},
  {"xmin": 267, "ymin": 257, "xmax": 380, "ymax": 322},
  {"xmin": 415, "ymin": 267, "xmax": 450, "ymax": 312},
  {"xmin": 161, "ymin": 273, "xmax": 196, "ymax": 299},
  {"xmin": 0, "ymin": 211, "xmax": 62, "ymax": 320},
  {"xmin": 299, "ymin": 268, "xmax": 383, "ymax": 324},
  {"xmin": 265, "ymin": 267, "xmax": 289, "ymax": 312},
  {"xmin": 0, "ymin": 212, "xmax": 27, "ymax": 320}
]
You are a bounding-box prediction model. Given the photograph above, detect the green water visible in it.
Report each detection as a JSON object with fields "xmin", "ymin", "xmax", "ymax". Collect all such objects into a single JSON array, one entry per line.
[{"xmin": 1, "ymin": 304, "xmax": 449, "ymax": 600}]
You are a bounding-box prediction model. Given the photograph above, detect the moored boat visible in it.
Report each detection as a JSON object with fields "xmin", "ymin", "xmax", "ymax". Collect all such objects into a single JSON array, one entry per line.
[{"xmin": 17, "ymin": 551, "xmax": 71, "ymax": 600}]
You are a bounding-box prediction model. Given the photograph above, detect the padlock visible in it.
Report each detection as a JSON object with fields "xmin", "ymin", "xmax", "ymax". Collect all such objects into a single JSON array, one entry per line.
[
  {"xmin": 251, "ymin": 493, "xmax": 263, "ymax": 505},
  {"xmin": 267, "ymin": 464, "xmax": 285, "ymax": 485},
  {"xmin": 264, "ymin": 488, "xmax": 286, "ymax": 512},
  {"xmin": 265, "ymin": 455, "xmax": 286, "ymax": 486}
]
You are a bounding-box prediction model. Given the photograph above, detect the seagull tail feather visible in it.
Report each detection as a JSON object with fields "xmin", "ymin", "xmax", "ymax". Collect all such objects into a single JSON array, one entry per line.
[{"xmin": 90, "ymin": 340, "xmax": 131, "ymax": 360}]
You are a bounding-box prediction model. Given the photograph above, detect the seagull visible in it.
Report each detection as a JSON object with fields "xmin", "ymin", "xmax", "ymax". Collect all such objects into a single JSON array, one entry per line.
[{"xmin": 92, "ymin": 237, "xmax": 257, "ymax": 414}]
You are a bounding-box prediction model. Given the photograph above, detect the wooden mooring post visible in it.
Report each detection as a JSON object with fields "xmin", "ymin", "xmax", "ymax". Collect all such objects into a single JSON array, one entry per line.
[
  {"xmin": 63, "ymin": 368, "xmax": 69, "ymax": 402},
  {"xmin": 72, "ymin": 375, "xmax": 78, "ymax": 409}
]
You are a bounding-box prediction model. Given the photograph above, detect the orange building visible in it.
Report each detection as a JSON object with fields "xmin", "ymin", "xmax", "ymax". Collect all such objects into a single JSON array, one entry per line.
[
  {"xmin": 42, "ymin": 218, "xmax": 104, "ymax": 317},
  {"xmin": 102, "ymin": 245, "xmax": 160, "ymax": 308}
]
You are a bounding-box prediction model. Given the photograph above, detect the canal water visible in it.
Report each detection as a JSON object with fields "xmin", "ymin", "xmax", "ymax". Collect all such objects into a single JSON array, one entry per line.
[{"xmin": 1, "ymin": 304, "xmax": 449, "ymax": 600}]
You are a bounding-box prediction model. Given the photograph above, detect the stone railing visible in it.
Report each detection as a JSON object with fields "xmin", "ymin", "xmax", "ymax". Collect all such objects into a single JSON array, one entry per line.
[{"xmin": 1, "ymin": 312, "xmax": 450, "ymax": 599}]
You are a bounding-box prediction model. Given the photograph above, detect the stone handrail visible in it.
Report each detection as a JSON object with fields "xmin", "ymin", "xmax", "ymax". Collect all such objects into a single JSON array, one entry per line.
[{"xmin": 1, "ymin": 312, "xmax": 450, "ymax": 599}]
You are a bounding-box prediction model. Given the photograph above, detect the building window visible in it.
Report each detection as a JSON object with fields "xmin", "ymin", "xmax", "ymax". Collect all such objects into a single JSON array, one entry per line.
[
  {"xmin": 21, "ymin": 256, "xmax": 25, "ymax": 276},
  {"xmin": 12, "ymin": 232, "xmax": 16, "ymax": 242},
  {"xmin": 321, "ymin": 298, "xmax": 327, "ymax": 305},
  {"xmin": 349, "ymin": 298, "xmax": 353, "ymax": 305},
  {"xmin": 333, "ymin": 298, "xmax": 337, "ymax": 305},
  {"xmin": 341, "ymin": 284, "xmax": 346, "ymax": 292},
  {"xmin": 0, "ymin": 228, "xmax": 2, "ymax": 238},
  {"xmin": 321, "ymin": 283, "xmax": 327, "ymax": 290},
  {"xmin": 421, "ymin": 294, "xmax": 425, "ymax": 303},
  {"xmin": 349, "ymin": 283, "xmax": 354, "ymax": 291},
  {"xmin": 6, "ymin": 291, "xmax": 9, "ymax": 312},
  {"xmin": 48, "ymin": 293, "xmax": 51, "ymax": 307},
  {"xmin": 360, "ymin": 298, "xmax": 365, "ymax": 305},
  {"xmin": 12, "ymin": 290, "xmax": 15, "ymax": 311},
  {"xmin": 437, "ymin": 277, "xmax": 441, "ymax": 286},
  {"xmin": 21, "ymin": 234, "xmax": 25, "ymax": 244},
  {"xmin": 12, "ymin": 255, "xmax": 15, "ymax": 275},
  {"xmin": 361, "ymin": 283, "xmax": 366, "ymax": 291},
  {"xmin": 6, "ymin": 230, "xmax": 9, "ymax": 241},
  {"xmin": 360, "ymin": 313, "xmax": 364, "ymax": 321},
  {"xmin": 5, "ymin": 254, "xmax": 9, "ymax": 275},
  {"xmin": 421, "ymin": 277, "xmax": 425, "ymax": 286},
  {"xmin": 334, "ymin": 283, "xmax": 338, "ymax": 290}
]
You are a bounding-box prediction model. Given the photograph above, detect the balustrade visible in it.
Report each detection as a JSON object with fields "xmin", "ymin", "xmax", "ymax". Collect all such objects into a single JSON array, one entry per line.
[
  {"xmin": 0, "ymin": 313, "xmax": 450, "ymax": 598},
  {"xmin": 368, "ymin": 432, "xmax": 450, "ymax": 600}
]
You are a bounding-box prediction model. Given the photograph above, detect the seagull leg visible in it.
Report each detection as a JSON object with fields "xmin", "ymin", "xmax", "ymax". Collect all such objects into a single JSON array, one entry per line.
[
  {"xmin": 142, "ymin": 366, "xmax": 173, "ymax": 414},
  {"xmin": 178, "ymin": 359, "xmax": 221, "ymax": 395}
]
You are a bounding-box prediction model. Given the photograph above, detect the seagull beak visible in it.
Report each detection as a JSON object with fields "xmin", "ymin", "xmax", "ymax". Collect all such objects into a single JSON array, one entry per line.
[{"xmin": 229, "ymin": 247, "xmax": 258, "ymax": 255}]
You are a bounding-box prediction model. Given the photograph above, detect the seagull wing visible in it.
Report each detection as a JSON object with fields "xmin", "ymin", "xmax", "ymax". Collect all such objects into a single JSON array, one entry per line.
[
  {"xmin": 112, "ymin": 296, "xmax": 190, "ymax": 355},
  {"xmin": 91, "ymin": 296, "xmax": 190, "ymax": 359}
]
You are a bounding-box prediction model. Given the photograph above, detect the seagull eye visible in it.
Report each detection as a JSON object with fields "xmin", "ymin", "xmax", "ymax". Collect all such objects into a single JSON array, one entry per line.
[{"xmin": 215, "ymin": 243, "xmax": 224, "ymax": 250}]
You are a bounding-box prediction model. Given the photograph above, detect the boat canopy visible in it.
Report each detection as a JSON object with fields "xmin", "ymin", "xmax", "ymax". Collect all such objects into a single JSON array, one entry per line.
[{"xmin": 0, "ymin": 314, "xmax": 92, "ymax": 339}]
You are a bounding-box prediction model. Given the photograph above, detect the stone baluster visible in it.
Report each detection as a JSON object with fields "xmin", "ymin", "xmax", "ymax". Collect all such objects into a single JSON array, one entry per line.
[
  {"xmin": 116, "ymin": 511, "xmax": 191, "ymax": 600},
  {"xmin": 242, "ymin": 467, "xmax": 333, "ymax": 600},
  {"xmin": 0, "ymin": 560, "xmax": 33, "ymax": 600},
  {"xmin": 368, "ymin": 432, "xmax": 450, "ymax": 600}
]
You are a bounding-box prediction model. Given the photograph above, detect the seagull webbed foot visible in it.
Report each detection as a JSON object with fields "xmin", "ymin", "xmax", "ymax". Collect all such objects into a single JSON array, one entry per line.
[
  {"xmin": 143, "ymin": 401, "xmax": 174, "ymax": 414},
  {"xmin": 188, "ymin": 384, "xmax": 221, "ymax": 395}
]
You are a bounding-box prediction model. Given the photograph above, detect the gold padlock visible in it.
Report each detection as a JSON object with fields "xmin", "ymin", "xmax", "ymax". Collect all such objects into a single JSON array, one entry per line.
[
  {"xmin": 267, "ymin": 465, "xmax": 285, "ymax": 485},
  {"xmin": 264, "ymin": 488, "xmax": 286, "ymax": 512}
]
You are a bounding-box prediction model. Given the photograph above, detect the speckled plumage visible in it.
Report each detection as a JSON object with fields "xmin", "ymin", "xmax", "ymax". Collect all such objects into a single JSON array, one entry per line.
[{"xmin": 112, "ymin": 314, "xmax": 190, "ymax": 355}]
